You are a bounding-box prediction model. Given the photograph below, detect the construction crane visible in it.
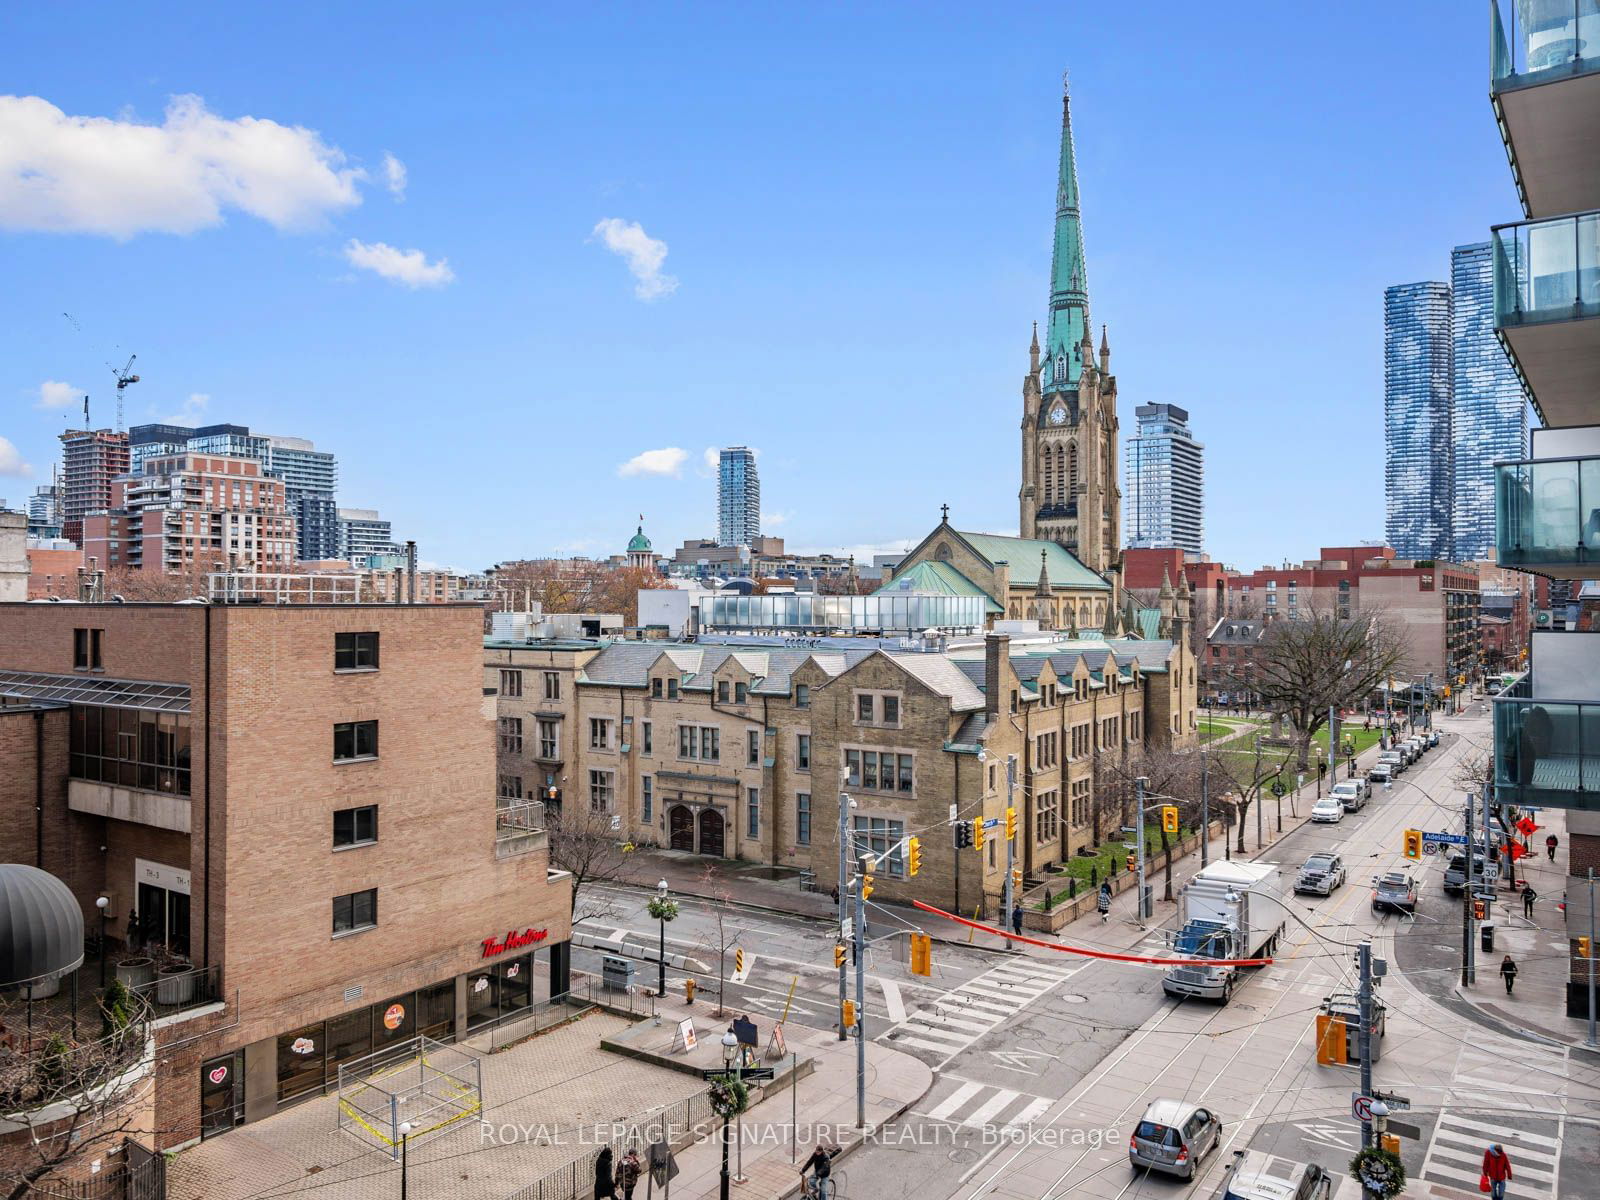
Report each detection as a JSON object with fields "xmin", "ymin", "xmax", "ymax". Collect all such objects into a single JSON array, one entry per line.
[{"xmin": 110, "ymin": 355, "xmax": 140, "ymax": 432}]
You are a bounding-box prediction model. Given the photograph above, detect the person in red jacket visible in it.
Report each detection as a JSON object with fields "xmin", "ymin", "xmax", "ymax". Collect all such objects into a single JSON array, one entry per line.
[{"xmin": 1482, "ymin": 1143, "xmax": 1513, "ymax": 1200}]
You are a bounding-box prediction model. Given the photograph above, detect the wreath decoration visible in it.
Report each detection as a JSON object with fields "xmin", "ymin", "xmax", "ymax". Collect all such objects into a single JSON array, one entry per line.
[
  {"xmin": 1349, "ymin": 1146, "xmax": 1406, "ymax": 1200},
  {"xmin": 707, "ymin": 1073, "xmax": 750, "ymax": 1119}
]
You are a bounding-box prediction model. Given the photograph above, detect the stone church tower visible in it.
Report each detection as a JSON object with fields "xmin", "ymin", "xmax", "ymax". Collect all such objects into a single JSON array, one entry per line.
[{"xmin": 1019, "ymin": 77, "xmax": 1122, "ymax": 584}]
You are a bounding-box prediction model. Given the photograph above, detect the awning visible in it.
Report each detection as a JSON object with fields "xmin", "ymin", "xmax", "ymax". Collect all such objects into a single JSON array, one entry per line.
[{"xmin": 0, "ymin": 670, "xmax": 191, "ymax": 713}]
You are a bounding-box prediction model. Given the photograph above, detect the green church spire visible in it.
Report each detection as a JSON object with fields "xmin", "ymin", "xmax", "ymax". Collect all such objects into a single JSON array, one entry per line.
[{"xmin": 1043, "ymin": 72, "xmax": 1089, "ymax": 396}]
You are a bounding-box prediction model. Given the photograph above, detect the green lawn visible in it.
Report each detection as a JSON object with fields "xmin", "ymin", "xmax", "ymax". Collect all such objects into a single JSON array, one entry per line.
[{"xmin": 1028, "ymin": 822, "xmax": 1194, "ymax": 907}]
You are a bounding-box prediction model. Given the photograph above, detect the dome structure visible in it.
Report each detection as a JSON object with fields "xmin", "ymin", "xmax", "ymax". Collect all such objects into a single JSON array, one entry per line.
[
  {"xmin": 0, "ymin": 864, "xmax": 85, "ymax": 988},
  {"xmin": 627, "ymin": 525, "xmax": 652, "ymax": 554}
]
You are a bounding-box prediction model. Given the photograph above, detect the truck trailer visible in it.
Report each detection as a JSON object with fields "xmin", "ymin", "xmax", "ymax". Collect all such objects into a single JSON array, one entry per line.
[{"xmin": 1162, "ymin": 861, "xmax": 1287, "ymax": 1003}]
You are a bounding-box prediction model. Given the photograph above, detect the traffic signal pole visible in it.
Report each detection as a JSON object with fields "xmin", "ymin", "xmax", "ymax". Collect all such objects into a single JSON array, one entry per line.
[
  {"xmin": 1003, "ymin": 757, "xmax": 1016, "ymax": 948},
  {"xmin": 837, "ymin": 788, "xmax": 849, "ymax": 1042},
  {"xmin": 1462, "ymin": 790, "xmax": 1475, "ymax": 987},
  {"xmin": 854, "ymin": 855, "xmax": 868, "ymax": 1129},
  {"xmin": 1586, "ymin": 869, "xmax": 1597, "ymax": 1050},
  {"xmin": 1135, "ymin": 776, "xmax": 1147, "ymax": 926},
  {"xmin": 1357, "ymin": 941, "xmax": 1374, "ymax": 1150}
]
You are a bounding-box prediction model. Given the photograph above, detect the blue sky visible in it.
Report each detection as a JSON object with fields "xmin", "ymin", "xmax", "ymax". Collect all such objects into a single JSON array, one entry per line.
[{"xmin": 1, "ymin": 3, "xmax": 1516, "ymax": 572}]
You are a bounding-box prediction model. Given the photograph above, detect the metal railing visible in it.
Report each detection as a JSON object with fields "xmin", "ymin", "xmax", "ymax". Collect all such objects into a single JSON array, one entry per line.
[
  {"xmin": 1493, "ymin": 673, "xmax": 1600, "ymax": 797},
  {"xmin": 127, "ymin": 962, "xmax": 222, "ymax": 1015},
  {"xmin": 1493, "ymin": 209, "xmax": 1600, "ymax": 328},
  {"xmin": 1496, "ymin": 453, "xmax": 1600, "ymax": 568},
  {"xmin": 1492, "ymin": 0, "xmax": 1600, "ymax": 89},
  {"xmin": 496, "ymin": 799, "xmax": 548, "ymax": 837}
]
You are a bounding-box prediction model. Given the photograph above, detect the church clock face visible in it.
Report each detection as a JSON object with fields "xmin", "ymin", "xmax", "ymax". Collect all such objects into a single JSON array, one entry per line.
[{"xmin": 1048, "ymin": 404, "xmax": 1068, "ymax": 426}]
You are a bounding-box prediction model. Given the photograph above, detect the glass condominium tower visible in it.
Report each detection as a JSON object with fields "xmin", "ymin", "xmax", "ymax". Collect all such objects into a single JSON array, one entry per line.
[
  {"xmin": 1383, "ymin": 281, "xmax": 1454, "ymax": 559},
  {"xmin": 1450, "ymin": 241, "xmax": 1528, "ymax": 560},
  {"xmin": 1124, "ymin": 403, "xmax": 1204, "ymax": 554},
  {"xmin": 717, "ymin": 446, "xmax": 760, "ymax": 547}
]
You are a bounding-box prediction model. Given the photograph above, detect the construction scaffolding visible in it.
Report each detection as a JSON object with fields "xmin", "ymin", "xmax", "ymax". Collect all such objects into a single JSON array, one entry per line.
[
  {"xmin": 206, "ymin": 570, "xmax": 364, "ymax": 604},
  {"xmin": 336, "ymin": 1036, "xmax": 484, "ymax": 1160}
]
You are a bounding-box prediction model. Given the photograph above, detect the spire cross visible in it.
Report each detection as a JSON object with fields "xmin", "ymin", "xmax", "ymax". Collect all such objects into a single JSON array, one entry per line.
[{"xmin": 940, "ymin": 503, "xmax": 950, "ymax": 524}]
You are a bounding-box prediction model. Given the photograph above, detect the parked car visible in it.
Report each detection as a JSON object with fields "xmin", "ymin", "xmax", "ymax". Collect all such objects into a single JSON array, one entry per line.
[
  {"xmin": 1426, "ymin": 729, "xmax": 1440, "ymax": 748},
  {"xmin": 1443, "ymin": 852, "xmax": 1488, "ymax": 895},
  {"xmin": 1372, "ymin": 871, "xmax": 1418, "ymax": 914},
  {"xmin": 1377, "ymin": 751, "xmax": 1405, "ymax": 775},
  {"xmin": 1295, "ymin": 852, "xmax": 1347, "ymax": 895},
  {"xmin": 1311, "ymin": 797, "xmax": 1345, "ymax": 824},
  {"xmin": 1331, "ymin": 781, "xmax": 1366, "ymax": 812},
  {"xmin": 1221, "ymin": 1151, "xmax": 1334, "ymax": 1200},
  {"xmin": 1345, "ymin": 776, "xmax": 1371, "ymax": 800},
  {"xmin": 1128, "ymin": 1099, "xmax": 1222, "ymax": 1181},
  {"xmin": 1368, "ymin": 762, "xmax": 1394, "ymax": 785}
]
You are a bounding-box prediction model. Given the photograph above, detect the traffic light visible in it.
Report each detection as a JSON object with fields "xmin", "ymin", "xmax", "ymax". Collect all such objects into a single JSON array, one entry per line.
[
  {"xmin": 734, "ymin": 948, "xmax": 745, "ymax": 975},
  {"xmin": 1403, "ymin": 830, "xmax": 1423, "ymax": 860},
  {"xmin": 1579, "ymin": 936, "xmax": 1592, "ymax": 960},
  {"xmin": 909, "ymin": 932, "xmax": 931, "ymax": 977},
  {"xmin": 841, "ymin": 999, "xmax": 856, "ymax": 1027},
  {"xmin": 972, "ymin": 818, "xmax": 986, "ymax": 851},
  {"xmin": 1011, "ymin": 867, "xmax": 1023, "ymax": 892},
  {"xmin": 1126, "ymin": 853, "xmax": 1137, "ymax": 872},
  {"xmin": 833, "ymin": 943, "xmax": 846, "ymax": 968},
  {"xmin": 954, "ymin": 821, "xmax": 972, "ymax": 850},
  {"xmin": 862, "ymin": 872, "xmax": 874, "ymax": 900},
  {"xmin": 1473, "ymin": 899, "xmax": 1487, "ymax": 920},
  {"xmin": 1160, "ymin": 805, "xmax": 1179, "ymax": 835},
  {"xmin": 1004, "ymin": 807, "xmax": 1017, "ymax": 841},
  {"xmin": 907, "ymin": 836, "xmax": 922, "ymax": 877}
]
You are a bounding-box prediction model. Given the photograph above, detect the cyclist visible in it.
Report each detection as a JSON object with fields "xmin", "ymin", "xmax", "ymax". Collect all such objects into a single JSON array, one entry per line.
[{"xmin": 800, "ymin": 1140, "xmax": 838, "ymax": 1197}]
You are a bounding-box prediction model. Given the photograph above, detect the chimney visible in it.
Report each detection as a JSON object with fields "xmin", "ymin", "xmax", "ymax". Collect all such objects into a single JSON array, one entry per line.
[
  {"xmin": 392, "ymin": 566, "xmax": 403, "ymax": 606},
  {"xmin": 984, "ymin": 632, "xmax": 1009, "ymax": 718},
  {"xmin": 406, "ymin": 540, "xmax": 418, "ymax": 605}
]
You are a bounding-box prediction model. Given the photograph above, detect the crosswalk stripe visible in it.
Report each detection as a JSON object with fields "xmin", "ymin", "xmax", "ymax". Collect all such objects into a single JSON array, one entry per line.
[
  {"xmin": 1427, "ymin": 1145, "xmax": 1555, "ymax": 1181},
  {"xmin": 965, "ymin": 1089, "xmax": 1022, "ymax": 1127},
  {"xmin": 925, "ymin": 1081, "xmax": 984, "ymax": 1122},
  {"xmin": 938, "ymin": 995, "xmax": 1016, "ymax": 1016},
  {"xmin": 895, "ymin": 1035, "xmax": 969, "ymax": 1054},
  {"xmin": 1432, "ymin": 1115, "xmax": 1561, "ymax": 1149},
  {"xmin": 1012, "ymin": 1098, "xmax": 1051, "ymax": 1125},
  {"xmin": 913, "ymin": 1011, "xmax": 993, "ymax": 1033}
]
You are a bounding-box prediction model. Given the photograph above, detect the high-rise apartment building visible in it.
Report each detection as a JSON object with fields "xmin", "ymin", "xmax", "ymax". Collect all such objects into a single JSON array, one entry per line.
[
  {"xmin": 26, "ymin": 484, "xmax": 62, "ymax": 537},
  {"xmin": 57, "ymin": 428, "xmax": 129, "ymax": 545},
  {"xmin": 717, "ymin": 446, "xmax": 760, "ymax": 547},
  {"xmin": 1450, "ymin": 241, "xmax": 1529, "ymax": 560},
  {"xmin": 338, "ymin": 507, "xmax": 399, "ymax": 562},
  {"xmin": 1383, "ymin": 281, "xmax": 1454, "ymax": 559},
  {"xmin": 128, "ymin": 423, "xmax": 339, "ymax": 562},
  {"xmin": 1124, "ymin": 403, "xmax": 1204, "ymax": 554}
]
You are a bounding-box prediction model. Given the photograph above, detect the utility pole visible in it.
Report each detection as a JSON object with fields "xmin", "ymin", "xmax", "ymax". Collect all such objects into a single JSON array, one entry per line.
[
  {"xmin": 1357, "ymin": 941, "xmax": 1375, "ymax": 1151},
  {"xmin": 854, "ymin": 854, "xmax": 868, "ymax": 1129},
  {"xmin": 1586, "ymin": 869, "xmax": 1597, "ymax": 1050},
  {"xmin": 1134, "ymin": 776, "xmax": 1149, "ymax": 925},
  {"xmin": 837, "ymin": 788, "xmax": 850, "ymax": 1042},
  {"xmin": 1462, "ymin": 791, "xmax": 1475, "ymax": 987},
  {"xmin": 1329, "ymin": 704, "xmax": 1339, "ymax": 782},
  {"xmin": 1003, "ymin": 756, "xmax": 1017, "ymax": 946},
  {"xmin": 1199, "ymin": 746, "xmax": 1209, "ymax": 868}
]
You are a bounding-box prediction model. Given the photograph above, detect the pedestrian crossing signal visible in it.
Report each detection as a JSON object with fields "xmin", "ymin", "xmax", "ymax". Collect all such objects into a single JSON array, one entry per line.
[
  {"xmin": 833, "ymin": 943, "xmax": 846, "ymax": 968},
  {"xmin": 734, "ymin": 948, "xmax": 745, "ymax": 975},
  {"xmin": 907, "ymin": 836, "xmax": 922, "ymax": 877},
  {"xmin": 841, "ymin": 999, "xmax": 856, "ymax": 1027},
  {"xmin": 909, "ymin": 932, "xmax": 931, "ymax": 977},
  {"xmin": 1011, "ymin": 867, "xmax": 1022, "ymax": 892},
  {"xmin": 972, "ymin": 819, "xmax": 985, "ymax": 851},
  {"xmin": 862, "ymin": 873, "xmax": 874, "ymax": 900},
  {"xmin": 1403, "ymin": 830, "xmax": 1423, "ymax": 860},
  {"xmin": 1125, "ymin": 853, "xmax": 1136, "ymax": 872},
  {"xmin": 1160, "ymin": 805, "xmax": 1178, "ymax": 835},
  {"xmin": 1580, "ymin": 936, "xmax": 1592, "ymax": 959},
  {"xmin": 1473, "ymin": 900, "xmax": 1487, "ymax": 920},
  {"xmin": 1004, "ymin": 806, "xmax": 1017, "ymax": 840}
]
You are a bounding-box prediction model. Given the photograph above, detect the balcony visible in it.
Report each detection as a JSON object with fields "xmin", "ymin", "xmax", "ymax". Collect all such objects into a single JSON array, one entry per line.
[
  {"xmin": 1493, "ymin": 636, "xmax": 1600, "ymax": 809},
  {"xmin": 68, "ymin": 778, "xmax": 190, "ymax": 833},
  {"xmin": 495, "ymin": 798, "xmax": 548, "ymax": 858},
  {"xmin": 1493, "ymin": 210, "xmax": 1600, "ymax": 425},
  {"xmin": 1491, "ymin": 0, "xmax": 1600, "ymax": 218},
  {"xmin": 1496, "ymin": 433, "xmax": 1600, "ymax": 577}
]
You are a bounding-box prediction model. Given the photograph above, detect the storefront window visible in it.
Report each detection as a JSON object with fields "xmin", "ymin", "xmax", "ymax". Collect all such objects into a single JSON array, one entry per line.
[
  {"xmin": 277, "ymin": 1022, "xmax": 326, "ymax": 1103},
  {"xmin": 326, "ymin": 1009, "xmax": 372, "ymax": 1082},
  {"xmin": 416, "ymin": 981, "xmax": 454, "ymax": 1040},
  {"xmin": 372, "ymin": 993, "xmax": 416, "ymax": 1050},
  {"xmin": 466, "ymin": 953, "xmax": 534, "ymax": 1030}
]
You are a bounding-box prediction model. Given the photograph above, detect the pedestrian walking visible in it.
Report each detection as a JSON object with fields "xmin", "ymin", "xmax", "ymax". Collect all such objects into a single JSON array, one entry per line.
[
  {"xmin": 1097, "ymin": 882, "xmax": 1112, "ymax": 923},
  {"xmin": 1522, "ymin": 884, "xmax": 1537, "ymax": 920},
  {"xmin": 614, "ymin": 1149, "xmax": 642, "ymax": 1200},
  {"xmin": 1499, "ymin": 954, "xmax": 1519, "ymax": 996},
  {"xmin": 594, "ymin": 1146, "xmax": 617, "ymax": 1200},
  {"xmin": 1546, "ymin": 834, "xmax": 1558, "ymax": 863},
  {"xmin": 1011, "ymin": 903, "xmax": 1023, "ymax": 936},
  {"xmin": 1481, "ymin": 1143, "xmax": 1514, "ymax": 1200}
]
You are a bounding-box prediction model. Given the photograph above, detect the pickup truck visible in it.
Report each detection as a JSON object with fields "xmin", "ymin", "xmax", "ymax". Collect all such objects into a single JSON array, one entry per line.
[
  {"xmin": 1368, "ymin": 762, "xmax": 1394, "ymax": 785},
  {"xmin": 1331, "ymin": 781, "xmax": 1366, "ymax": 812}
]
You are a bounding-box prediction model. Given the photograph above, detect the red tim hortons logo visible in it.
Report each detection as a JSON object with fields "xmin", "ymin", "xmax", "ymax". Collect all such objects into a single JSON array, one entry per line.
[{"xmin": 481, "ymin": 927, "xmax": 549, "ymax": 958}]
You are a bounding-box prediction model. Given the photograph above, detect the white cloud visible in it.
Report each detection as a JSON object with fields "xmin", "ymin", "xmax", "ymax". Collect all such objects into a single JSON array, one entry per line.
[
  {"xmin": 700, "ymin": 447, "xmax": 720, "ymax": 476},
  {"xmin": 342, "ymin": 239, "xmax": 455, "ymax": 288},
  {"xmin": 0, "ymin": 436, "xmax": 34, "ymax": 478},
  {"xmin": 617, "ymin": 447, "xmax": 689, "ymax": 478},
  {"xmin": 764, "ymin": 510, "xmax": 792, "ymax": 527},
  {"xmin": 591, "ymin": 217, "xmax": 678, "ymax": 300},
  {"xmin": 35, "ymin": 379, "xmax": 79, "ymax": 409},
  {"xmin": 382, "ymin": 152, "xmax": 407, "ymax": 200},
  {"xmin": 0, "ymin": 94, "xmax": 366, "ymax": 238},
  {"xmin": 157, "ymin": 392, "xmax": 210, "ymax": 425}
]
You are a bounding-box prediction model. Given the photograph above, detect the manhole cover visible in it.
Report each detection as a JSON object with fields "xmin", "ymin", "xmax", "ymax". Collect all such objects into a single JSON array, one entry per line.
[
  {"xmin": 949, "ymin": 1147, "xmax": 981, "ymax": 1164},
  {"xmin": 1060, "ymin": 993, "xmax": 1088, "ymax": 1004}
]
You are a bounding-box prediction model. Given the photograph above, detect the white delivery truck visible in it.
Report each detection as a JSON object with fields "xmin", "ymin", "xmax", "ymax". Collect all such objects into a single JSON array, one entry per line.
[{"xmin": 1162, "ymin": 861, "xmax": 1287, "ymax": 1003}]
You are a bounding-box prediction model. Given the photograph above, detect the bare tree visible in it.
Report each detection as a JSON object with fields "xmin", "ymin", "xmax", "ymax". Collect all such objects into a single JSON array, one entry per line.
[
  {"xmin": 1211, "ymin": 735, "xmax": 1295, "ymax": 854},
  {"xmin": 690, "ymin": 865, "xmax": 741, "ymax": 1019},
  {"xmin": 1098, "ymin": 747, "xmax": 1205, "ymax": 901},
  {"xmin": 1238, "ymin": 607, "xmax": 1409, "ymax": 771},
  {"xmin": 491, "ymin": 560, "xmax": 670, "ymax": 625},
  {"xmin": 548, "ymin": 805, "xmax": 639, "ymax": 919}
]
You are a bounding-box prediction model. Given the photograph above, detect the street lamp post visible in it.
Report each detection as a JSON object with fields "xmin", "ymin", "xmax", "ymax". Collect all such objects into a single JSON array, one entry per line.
[
  {"xmin": 656, "ymin": 880, "xmax": 670, "ymax": 998},
  {"xmin": 719, "ymin": 1031, "xmax": 738, "ymax": 1200},
  {"xmin": 95, "ymin": 896, "xmax": 110, "ymax": 990},
  {"xmin": 398, "ymin": 1121, "xmax": 413, "ymax": 1200}
]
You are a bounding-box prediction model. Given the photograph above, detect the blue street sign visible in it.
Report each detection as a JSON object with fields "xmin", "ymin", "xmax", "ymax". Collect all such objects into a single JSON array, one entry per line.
[
  {"xmin": 1422, "ymin": 832, "xmax": 1468, "ymax": 846},
  {"xmin": 983, "ymin": 817, "xmax": 1001, "ymax": 830}
]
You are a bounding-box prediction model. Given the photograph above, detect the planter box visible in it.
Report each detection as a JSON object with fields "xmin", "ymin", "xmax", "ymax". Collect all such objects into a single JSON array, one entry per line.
[
  {"xmin": 116, "ymin": 957, "xmax": 155, "ymax": 990},
  {"xmin": 155, "ymin": 968, "xmax": 195, "ymax": 1006}
]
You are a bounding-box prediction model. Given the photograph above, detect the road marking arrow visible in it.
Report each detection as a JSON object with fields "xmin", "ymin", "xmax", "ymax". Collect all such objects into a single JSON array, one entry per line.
[{"xmin": 990, "ymin": 1049, "xmax": 1056, "ymax": 1072}]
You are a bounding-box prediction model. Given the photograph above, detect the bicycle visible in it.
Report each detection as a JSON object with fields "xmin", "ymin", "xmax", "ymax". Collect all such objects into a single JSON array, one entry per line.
[{"xmin": 802, "ymin": 1169, "xmax": 846, "ymax": 1200}]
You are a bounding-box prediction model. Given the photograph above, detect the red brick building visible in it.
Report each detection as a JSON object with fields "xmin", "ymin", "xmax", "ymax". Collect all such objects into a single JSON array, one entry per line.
[
  {"xmin": 57, "ymin": 428, "xmax": 129, "ymax": 545},
  {"xmin": 0, "ymin": 601, "xmax": 571, "ymax": 1151}
]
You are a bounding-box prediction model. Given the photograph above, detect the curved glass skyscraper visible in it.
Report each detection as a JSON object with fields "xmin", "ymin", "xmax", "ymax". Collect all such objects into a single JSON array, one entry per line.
[{"xmin": 1384, "ymin": 282, "xmax": 1454, "ymax": 559}]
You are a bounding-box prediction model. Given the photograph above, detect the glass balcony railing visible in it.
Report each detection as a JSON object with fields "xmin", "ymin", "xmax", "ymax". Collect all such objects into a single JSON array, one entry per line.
[
  {"xmin": 1493, "ymin": 210, "xmax": 1600, "ymax": 328},
  {"xmin": 1494, "ymin": 674, "xmax": 1600, "ymax": 807},
  {"xmin": 1496, "ymin": 454, "xmax": 1600, "ymax": 568},
  {"xmin": 1492, "ymin": 0, "xmax": 1600, "ymax": 91}
]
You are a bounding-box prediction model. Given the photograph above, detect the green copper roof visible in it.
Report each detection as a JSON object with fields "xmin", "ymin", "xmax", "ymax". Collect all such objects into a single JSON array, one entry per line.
[
  {"xmin": 627, "ymin": 525, "xmax": 652, "ymax": 553},
  {"xmin": 1135, "ymin": 606, "xmax": 1162, "ymax": 640},
  {"xmin": 954, "ymin": 530, "xmax": 1110, "ymax": 591},
  {"xmin": 874, "ymin": 561, "xmax": 1005, "ymax": 613},
  {"xmin": 1043, "ymin": 76, "xmax": 1089, "ymax": 395}
]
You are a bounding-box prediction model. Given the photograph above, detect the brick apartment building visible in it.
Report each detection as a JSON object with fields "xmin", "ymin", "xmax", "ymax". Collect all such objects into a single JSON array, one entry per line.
[
  {"xmin": 83, "ymin": 453, "xmax": 297, "ymax": 575},
  {"xmin": 0, "ymin": 601, "xmax": 571, "ymax": 1149},
  {"xmin": 57, "ymin": 428, "xmax": 129, "ymax": 546},
  {"xmin": 491, "ymin": 617, "xmax": 1198, "ymax": 918}
]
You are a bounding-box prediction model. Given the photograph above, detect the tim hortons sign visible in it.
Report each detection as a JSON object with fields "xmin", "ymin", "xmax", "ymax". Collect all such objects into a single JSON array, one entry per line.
[{"xmin": 481, "ymin": 927, "xmax": 549, "ymax": 958}]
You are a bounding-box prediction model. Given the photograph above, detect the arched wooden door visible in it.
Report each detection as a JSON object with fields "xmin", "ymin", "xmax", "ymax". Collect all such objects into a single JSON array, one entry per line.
[
  {"xmin": 668, "ymin": 805, "xmax": 695, "ymax": 852},
  {"xmin": 697, "ymin": 808, "xmax": 726, "ymax": 858}
]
